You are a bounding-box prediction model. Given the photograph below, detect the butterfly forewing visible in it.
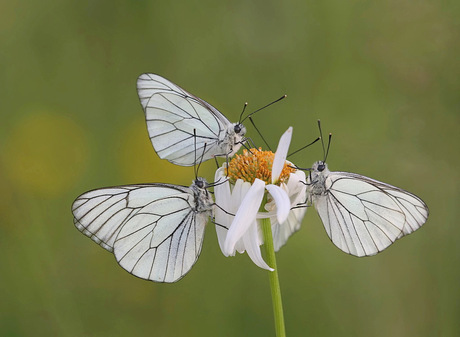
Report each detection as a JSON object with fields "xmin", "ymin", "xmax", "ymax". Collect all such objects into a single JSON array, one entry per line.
[
  {"xmin": 72, "ymin": 182, "xmax": 213, "ymax": 282},
  {"xmin": 137, "ymin": 73, "xmax": 243, "ymax": 166},
  {"xmin": 72, "ymin": 186, "xmax": 147, "ymax": 252}
]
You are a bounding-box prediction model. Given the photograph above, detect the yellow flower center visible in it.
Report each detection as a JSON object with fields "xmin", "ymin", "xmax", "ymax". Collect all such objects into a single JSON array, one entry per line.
[{"xmin": 226, "ymin": 148, "xmax": 295, "ymax": 185}]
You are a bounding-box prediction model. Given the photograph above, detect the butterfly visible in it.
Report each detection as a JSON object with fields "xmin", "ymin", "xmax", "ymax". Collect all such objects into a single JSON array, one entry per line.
[
  {"xmin": 72, "ymin": 177, "xmax": 215, "ymax": 282},
  {"xmin": 306, "ymin": 160, "xmax": 429, "ymax": 257},
  {"xmin": 137, "ymin": 73, "xmax": 246, "ymax": 166}
]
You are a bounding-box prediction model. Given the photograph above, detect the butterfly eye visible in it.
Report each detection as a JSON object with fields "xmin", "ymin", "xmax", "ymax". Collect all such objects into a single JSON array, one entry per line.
[
  {"xmin": 317, "ymin": 163, "xmax": 325, "ymax": 172},
  {"xmin": 234, "ymin": 124, "xmax": 242, "ymax": 134},
  {"xmin": 195, "ymin": 180, "xmax": 204, "ymax": 188}
]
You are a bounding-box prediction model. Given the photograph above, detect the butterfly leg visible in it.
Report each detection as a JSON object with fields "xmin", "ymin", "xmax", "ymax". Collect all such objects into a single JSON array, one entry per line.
[
  {"xmin": 213, "ymin": 202, "xmax": 236, "ymax": 217},
  {"xmin": 245, "ymin": 136, "xmax": 258, "ymax": 149},
  {"xmin": 211, "ymin": 219, "xmax": 230, "ymax": 230}
]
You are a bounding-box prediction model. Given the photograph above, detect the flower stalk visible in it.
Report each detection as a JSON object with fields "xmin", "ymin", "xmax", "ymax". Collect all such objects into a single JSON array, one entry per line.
[{"xmin": 261, "ymin": 216, "xmax": 286, "ymax": 337}]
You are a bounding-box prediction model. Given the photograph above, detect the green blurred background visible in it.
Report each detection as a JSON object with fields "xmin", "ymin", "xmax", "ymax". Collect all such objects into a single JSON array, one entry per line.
[{"xmin": 1, "ymin": 0, "xmax": 459, "ymax": 336}]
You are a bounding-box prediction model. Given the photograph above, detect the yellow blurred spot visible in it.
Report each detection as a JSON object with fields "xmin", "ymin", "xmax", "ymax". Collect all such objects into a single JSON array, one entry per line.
[
  {"xmin": 118, "ymin": 120, "xmax": 192, "ymax": 185},
  {"xmin": 2, "ymin": 111, "xmax": 88, "ymax": 197}
]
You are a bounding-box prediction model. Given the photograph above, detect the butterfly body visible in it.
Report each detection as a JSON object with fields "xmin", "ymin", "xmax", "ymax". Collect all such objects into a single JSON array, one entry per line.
[
  {"xmin": 307, "ymin": 161, "xmax": 429, "ymax": 257},
  {"xmin": 307, "ymin": 161, "xmax": 329, "ymax": 197},
  {"xmin": 190, "ymin": 177, "xmax": 215, "ymax": 213},
  {"xmin": 72, "ymin": 178, "xmax": 214, "ymax": 282}
]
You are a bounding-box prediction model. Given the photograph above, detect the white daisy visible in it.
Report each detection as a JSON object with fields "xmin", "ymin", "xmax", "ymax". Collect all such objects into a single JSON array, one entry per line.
[{"xmin": 214, "ymin": 127, "xmax": 307, "ymax": 270}]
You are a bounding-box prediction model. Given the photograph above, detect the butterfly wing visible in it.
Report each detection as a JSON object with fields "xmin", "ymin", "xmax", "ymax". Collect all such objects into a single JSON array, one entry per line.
[
  {"xmin": 314, "ymin": 172, "xmax": 428, "ymax": 257},
  {"xmin": 72, "ymin": 184, "xmax": 210, "ymax": 282},
  {"xmin": 137, "ymin": 73, "xmax": 232, "ymax": 166}
]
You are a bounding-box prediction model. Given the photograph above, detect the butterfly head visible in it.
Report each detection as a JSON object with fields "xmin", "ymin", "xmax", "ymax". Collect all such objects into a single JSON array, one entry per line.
[
  {"xmin": 315, "ymin": 161, "xmax": 327, "ymax": 172},
  {"xmin": 193, "ymin": 177, "xmax": 209, "ymax": 190},
  {"xmin": 226, "ymin": 123, "xmax": 246, "ymax": 156},
  {"xmin": 311, "ymin": 161, "xmax": 330, "ymax": 179},
  {"xmin": 233, "ymin": 123, "xmax": 246, "ymax": 137}
]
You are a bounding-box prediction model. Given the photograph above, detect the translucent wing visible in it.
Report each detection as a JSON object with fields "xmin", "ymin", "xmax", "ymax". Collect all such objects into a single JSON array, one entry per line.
[
  {"xmin": 72, "ymin": 183, "xmax": 211, "ymax": 282},
  {"xmin": 137, "ymin": 73, "xmax": 242, "ymax": 166},
  {"xmin": 313, "ymin": 172, "xmax": 428, "ymax": 257}
]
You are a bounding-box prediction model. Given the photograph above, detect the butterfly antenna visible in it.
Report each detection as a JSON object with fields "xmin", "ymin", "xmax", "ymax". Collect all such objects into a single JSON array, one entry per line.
[
  {"xmin": 317, "ymin": 119, "xmax": 326, "ymax": 160},
  {"xmin": 193, "ymin": 129, "xmax": 198, "ymax": 179},
  {"xmin": 324, "ymin": 133, "xmax": 332, "ymax": 163},
  {"xmin": 248, "ymin": 116, "xmax": 272, "ymax": 151},
  {"xmin": 288, "ymin": 164, "xmax": 312, "ymax": 171},
  {"xmin": 240, "ymin": 95, "xmax": 287, "ymax": 124},
  {"xmin": 238, "ymin": 102, "xmax": 248, "ymax": 125},
  {"xmin": 196, "ymin": 142, "xmax": 207, "ymax": 177},
  {"xmin": 288, "ymin": 136, "xmax": 320, "ymax": 157},
  {"xmin": 208, "ymin": 177, "xmax": 229, "ymax": 188}
]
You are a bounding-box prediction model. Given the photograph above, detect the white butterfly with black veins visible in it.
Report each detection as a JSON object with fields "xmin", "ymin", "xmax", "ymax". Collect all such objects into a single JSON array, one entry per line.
[
  {"xmin": 72, "ymin": 177, "xmax": 214, "ymax": 282},
  {"xmin": 306, "ymin": 161, "xmax": 429, "ymax": 257},
  {"xmin": 137, "ymin": 73, "xmax": 246, "ymax": 166}
]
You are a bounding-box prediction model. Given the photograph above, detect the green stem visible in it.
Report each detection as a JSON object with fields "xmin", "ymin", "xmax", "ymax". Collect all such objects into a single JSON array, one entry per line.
[{"xmin": 261, "ymin": 217, "xmax": 286, "ymax": 337}]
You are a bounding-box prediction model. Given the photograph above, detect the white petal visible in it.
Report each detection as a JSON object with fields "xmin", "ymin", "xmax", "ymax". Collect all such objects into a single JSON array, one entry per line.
[
  {"xmin": 286, "ymin": 170, "xmax": 307, "ymax": 206},
  {"xmin": 231, "ymin": 180, "xmax": 252, "ymax": 254},
  {"xmin": 216, "ymin": 178, "xmax": 252, "ymax": 256},
  {"xmin": 265, "ymin": 184, "xmax": 290, "ymax": 224},
  {"xmin": 232, "ymin": 179, "xmax": 248, "ymax": 204},
  {"xmin": 270, "ymin": 170, "xmax": 308, "ymax": 252},
  {"xmin": 272, "ymin": 209, "xmax": 305, "ymax": 252},
  {"xmin": 223, "ymin": 179, "xmax": 265, "ymax": 255},
  {"xmin": 272, "ymin": 127, "xmax": 293, "ymax": 184},
  {"xmin": 214, "ymin": 169, "xmax": 231, "ymax": 214},
  {"xmin": 256, "ymin": 211, "xmax": 276, "ymax": 219},
  {"xmin": 243, "ymin": 220, "xmax": 274, "ymax": 271},
  {"xmin": 214, "ymin": 173, "xmax": 232, "ymax": 256}
]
